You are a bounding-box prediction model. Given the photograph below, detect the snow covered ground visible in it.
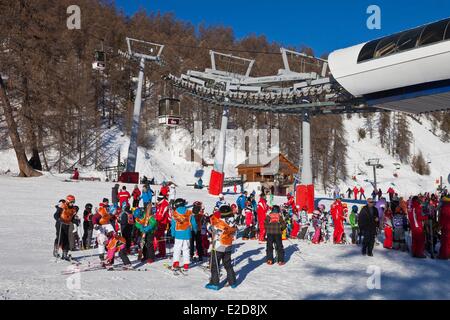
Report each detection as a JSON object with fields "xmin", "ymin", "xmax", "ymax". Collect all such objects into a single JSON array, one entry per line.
[{"xmin": 0, "ymin": 175, "xmax": 448, "ymax": 300}]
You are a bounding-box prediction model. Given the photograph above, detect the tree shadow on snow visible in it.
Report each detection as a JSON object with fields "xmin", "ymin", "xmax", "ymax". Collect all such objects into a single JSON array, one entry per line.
[{"xmin": 300, "ymin": 245, "xmax": 450, "ymax": 300}]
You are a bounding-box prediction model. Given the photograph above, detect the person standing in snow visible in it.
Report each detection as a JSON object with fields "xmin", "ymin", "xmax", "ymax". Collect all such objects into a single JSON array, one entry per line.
[
  {"xmin": 311, "ymin": 210, "xmax": 323, "ymax": 244},
  {"xmin": 298, "ymin": 207, "xmax": 310, "ymax": 240},
  {"xmin": 134, "ymin": 205, "xmax": 158, "ymax": 264},
  {"xmin": 168, "ymin": 183, "xmax": 176, "ymax": 207},
  {"xmin": 437, "ymin": 195, "xmax": 450, "ymax": 260},
  {"xmin": 111, "ymin": 184, "xmax": 120, "ymax": 207},
  {"xmin": 141, "ymin": 185, "xmax": 153, "ymax": 210},
  {"xmin": 205, "ymin": 205, "xmax": 237, "ymax": 290},
  {"xmin": 215, "ymin": 193, "xmax": 228, "ymax": 210},
  {"xmin": 331, "ymin": 197, "xmax": 345, "ymax": 244},
  {"xmin": 349, "ymin": 205, "xmax": 360, "ymax": 244},
  {"xmin": 118, "ymin": 186, "xmax": 131, "ymax": 207},
  {"xmin": 359, "ymin": 186, "xmax": 366, "ymax": 200},
  {"xmin": 119, "ymin": 202, "xmax": 134, "ymax": 253},
  {"xmin": 104, "ymin": 229, "xmax": 133, "ymax": 270},
  {"xmin": 346, "ymin": 187, "xmax": 352, "ymax": 199},
  {"xmin": 82, "ymin": 203, "xmax": 94, "ymax": 249},
  {"xmin": 383, "ymin": 207, "xmax": 394, "ymax": 249},
  {"xmin": 264, "ymin": 205, "xmax": 286, "ymax": 265},
  {"xmin": 160, "ymin": 181, "xmax": 170, "ymax": 199},
  {"xmin": 358, "ymin": 198, "xmax": 379, "ymax": 256},
  {"xmin": 154, "ymin": 193, "xmax": 170, "ymax": 259},
  {"xmin": 190, "ymin": 201, "xmax": 205, "ymax": 262},
  {"xmin": 257, "ymin": 193, "xmax": 270, "ymax": 242},
  {"xmin": 387, "ymin": 187, "xmax": 396, "ymax": 203},
  {"xmin": 131, "ymin": 185, "xmax": 141, "ymax": 208},
  {"xmin": 353, "ymin": 186, "xmax": 359, "ymax": 200},
  {"xmin": 171, "ymin": 198, "xmax": 197, "ymax": 271},
  {"xmin": 236, "ymin": 191, "xmax": 247, "ymax": 226},
  {"xmin": 53, "ymin": 195, "xmax": 79, "ymax": 260},
  {"xmin": 242, "ymin": 201, "xmax": 256, "ymax": 240},
  {"xmin": 392, "ymin": 204, "xmax": 408, "ymax": 251},
  {"xmin": 72, "ymin": 168, "xmax": 79, "ymax": 180},
  {"xmin": 408, "ymin": 196, "xmax": 428, "ymax": 258}
]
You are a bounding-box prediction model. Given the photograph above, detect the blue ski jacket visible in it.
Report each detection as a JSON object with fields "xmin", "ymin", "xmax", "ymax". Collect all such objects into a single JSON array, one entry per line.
[{"xmin": 171, "ymin": 206, "xmax": 198, "ymax": 240}]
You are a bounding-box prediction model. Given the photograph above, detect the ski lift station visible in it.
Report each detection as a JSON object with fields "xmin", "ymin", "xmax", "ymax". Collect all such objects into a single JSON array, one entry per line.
[{"xmin": 113, "ymin": 17, "xmax": 450, "ymax": 211}]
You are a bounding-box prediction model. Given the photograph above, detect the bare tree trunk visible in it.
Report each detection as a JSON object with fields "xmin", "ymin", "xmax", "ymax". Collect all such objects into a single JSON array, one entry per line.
[{"xmin": 0, "ymin": 76, "xmax": 41, "ymax": 177}]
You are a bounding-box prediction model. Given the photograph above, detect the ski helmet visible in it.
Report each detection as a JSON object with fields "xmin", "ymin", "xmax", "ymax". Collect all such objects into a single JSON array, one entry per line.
[
  {"xmin": 352, "ymin": 205, "xmax": 358, "ymax": 213},
  {"xmin": 219, "ymin": 204, "xmax": 233, "ymax": 218},
  {"xmin": 192, "ymin": 201, "xmax": 203, "ymax": 214},
  {"xmin": 85, "ymin": 203, "xmax": 93, "ymax": 210},
  {"xmin": 66, "ymin": 195, "xmax": 76, "ymax": 203},
  {"xmin": 318, "ymin": 204, "xmax": 326, "ymax": 212},
  {"xmin": 174, "ymin": 198, "xmax": 187, "ymax": 208}
]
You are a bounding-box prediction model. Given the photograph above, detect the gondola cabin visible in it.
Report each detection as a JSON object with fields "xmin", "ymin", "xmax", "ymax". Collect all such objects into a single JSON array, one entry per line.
[
  {"xmin": 92, "ymin": 50, "xmax": 106, "ymax": 71},
  {"xmin": 158, "ymin": 97, "xmax": 181, "ymax": 126}
]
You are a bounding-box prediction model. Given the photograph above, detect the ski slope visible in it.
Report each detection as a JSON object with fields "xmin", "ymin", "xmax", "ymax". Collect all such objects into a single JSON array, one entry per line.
[{"xmin": 0, "ymin": 175, "xmax": 448, "ymax": 300}]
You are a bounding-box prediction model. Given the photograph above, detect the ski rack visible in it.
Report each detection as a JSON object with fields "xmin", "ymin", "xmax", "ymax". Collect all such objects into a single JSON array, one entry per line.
[{"xmin": 165, "ymin": 47, "xmax": 382, "ymax": 115}]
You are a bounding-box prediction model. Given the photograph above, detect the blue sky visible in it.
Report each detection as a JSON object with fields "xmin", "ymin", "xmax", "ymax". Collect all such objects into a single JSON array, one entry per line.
[{"xmin": 114, "ymin": 0, "xmax": 450, "ymax": 56}]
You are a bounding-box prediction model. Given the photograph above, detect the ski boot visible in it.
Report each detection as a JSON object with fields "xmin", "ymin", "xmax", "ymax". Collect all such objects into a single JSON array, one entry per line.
[
  {"xmin": 267, "ymin": 260, "xmax": 273, "ymax": 265},
  {"xmin": 122, "ymin": 264, "xmax": 134, "ymax": 271},
  {"xmin": 205, "ymin": 283, "xmax": 220, "ymax": 291},
  {"xmin": 61, "ymin": 250, "xmax": 71, "ymax": 261},
  {"xmin": 99, "ymin": 254, "xmax": 106, "ymax": 268},
  {"xmin": 183, "ymin": 263, "xmax": 189, "ymax": 271}
]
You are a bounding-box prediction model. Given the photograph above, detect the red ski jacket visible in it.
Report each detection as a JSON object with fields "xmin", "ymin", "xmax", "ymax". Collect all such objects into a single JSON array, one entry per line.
[
  {"xmin": 155, "ymin": 199, "xmax": 170, "ymax": 225},
  {"xmin": 408, "ymin": 200, "xmax": 427, "ymax": 232},
  {"xmin": 118, "ymin": 190, "xmax": 131, "ymax": 205}
]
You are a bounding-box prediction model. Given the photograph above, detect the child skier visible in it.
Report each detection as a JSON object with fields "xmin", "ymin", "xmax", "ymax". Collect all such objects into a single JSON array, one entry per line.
[
  {"xmin": 349, "ymin": 205, "xmax": 359, "ymax": 244},
  {"xmin": 298, "ymin": 207, "xmax": 310, "ymax": 240},
  {"xmin": 205, "ymin": 204, "xmax": 238, "ymax": 290},
  {"xmin": 82, "ymin": 203, "xmax": 94, "ymax": 249},
  {"xmin": 242, "ymin": 201, "xmax": 256, "ymax": 240},
  {"xmin": 392, "ymin": 206, "xmax": 408, "ymax": 251},
  {"xmin": 311, "ymin": 210, "xmax": 323, "ymax": 244},
  {"xmin": 134, "ymin": 205, "xmax": 158, "ymax": 264},
  {"xmin": 190, "ymin": 201, "xmax": 205, "ymax": 262},
  {"xmin": 383, "ymin": 207, "xmax": 394, "ymax": 249},
  {"xmin": 171, "ymin": 198, "xmax": 197, "ymax": 271},
  {"xmin": 264, "ymin": 205, "xmax": 286, "ymax": 265},
  {"xmin": 104, "ymin": 229, "xmax": 133, "ymax": 270}
]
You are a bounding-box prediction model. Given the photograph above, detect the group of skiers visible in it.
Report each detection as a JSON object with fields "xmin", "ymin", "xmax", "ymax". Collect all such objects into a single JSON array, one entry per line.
[{"xmin": 52, "ymin": 183, "xmax": 449, "ymax": 291}]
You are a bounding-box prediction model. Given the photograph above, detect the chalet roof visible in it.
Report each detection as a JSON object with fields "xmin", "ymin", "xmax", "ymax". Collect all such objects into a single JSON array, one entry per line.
[{"xmin": 235, "ymin": 153, "xmax": 298, "ymax": 171}]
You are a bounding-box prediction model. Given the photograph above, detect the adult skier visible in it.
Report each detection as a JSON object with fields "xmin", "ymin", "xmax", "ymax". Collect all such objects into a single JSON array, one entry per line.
[
  {"xmin": 111, "ymin": 184, "xmax": 120, "ymax": 207},
  {"xmin": 257, "ymin": 193, "xmax": 270, "ymax": 242},
  {"xmin": 53, "ymin": 195, "xmax": 79, "ymax": 260},
  {"xmin": 215, "ymin": 194, "xmax": 228, "ymax": 209},
  {"xmin": 264, "ymin": 205, "xmax": 286, "ymax": 265},
  {"xmin": 437, "ymin": 195, "xmax": 450, "ymax": 260},
  {"xmin": 358, "ymin": 198, "xmax": 379, "ymax": 256},
  {"xmin": 171, "ymin": 198, "xmax": 197, "ymax": 271},
  {"xmin": 205, "ymin": 205, "xmax": 237, "ymax": 290},
  {"xmin": 353, "ymin": 186, "xmax": 359, "ymax": 200},
  {"xmin": 331, "ymin": 197, "xmax": 345, "ymax": 244},
  {"xmin": 359, "ymin": 186, "xmax": 366, "ymax": 200},
  {"xmin": 155, "ymin": 193, "xmax": 170, "ymax": 259},
  {"xmin": 141, "ymin": 185, "xmax": 153, "ymax": 210},
  {"xmin": 408, "ymin": 196, "xmax": 428, "ymax": 258},
  {"xmin": 118, "ymin": 186, "xmax": 131, "ymax": 207},
  {"xmin": 119, "ymin": 202, "xmax": 134, "ymax": 253},
  {"xmin": 131, "ymin": 185, "xmax": 141, "ymax": 208}
]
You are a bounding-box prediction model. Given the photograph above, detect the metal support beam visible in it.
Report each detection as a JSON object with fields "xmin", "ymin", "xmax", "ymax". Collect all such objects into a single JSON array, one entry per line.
[
  {"xmin": 300, "ymin": 110, "xmax": 313, "ymax": 184},
  {"xmin": 126, "ymin": 57, "xmax": 145, "ymax": 173}
]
